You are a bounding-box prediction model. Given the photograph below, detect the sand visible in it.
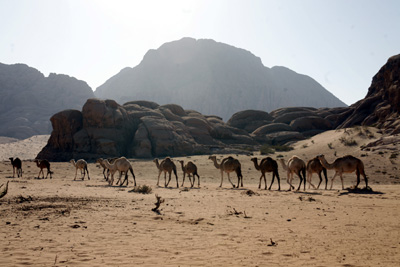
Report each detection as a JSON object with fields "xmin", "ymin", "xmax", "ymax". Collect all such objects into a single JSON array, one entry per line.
[{"xmin": 0, "ymin": 128, "xmax": 399, "ymax": 266}]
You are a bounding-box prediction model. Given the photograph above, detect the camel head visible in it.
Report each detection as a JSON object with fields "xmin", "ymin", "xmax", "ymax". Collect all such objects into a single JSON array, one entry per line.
[
  {"xmin": 70, "ymin": 159, "xmax": 75, "ymax": 163},
  {"xmin": 250, "ymin": 157, "xmax": 257, "ymax": 162},
  {"xmin": 95, "ymin": 158, "xmax": 104, "ymax": 164},
  {"xmin": 153, "ymin": 158, "xmax": 159, "ymax": 163},
  {"xmin": 208, "ymin": 155, "xmax": 216, "ymax": 161},
  {"xmin": 316, "ymin": 154, "xmax": 325, "ymax": 160}
]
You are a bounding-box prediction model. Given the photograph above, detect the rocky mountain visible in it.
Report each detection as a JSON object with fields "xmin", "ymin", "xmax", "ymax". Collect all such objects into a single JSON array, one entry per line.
[
  {"xmin": 0, "ymin": 63, "xmax": 95, "ymax": 139},
  {"xmin": 95, "ymin": 38, "xmax": 346, "ymax": 120}
]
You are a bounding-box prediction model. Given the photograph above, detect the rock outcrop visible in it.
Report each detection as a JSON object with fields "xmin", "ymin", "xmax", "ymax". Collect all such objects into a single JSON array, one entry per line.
[
  {"xmin": 0, "ymin": 63, "xmax": 95, "ymax": 139},
  {"xmin": 339, "ymin": 54, "xmax": 400, "ymax": 134},
  {"xmin": 95, "ymin": 38, "xmax": 347, "ymax": 120},
  {"xmin": 37, "ymin": 99, "xmax": 258, "ymax": 161}
]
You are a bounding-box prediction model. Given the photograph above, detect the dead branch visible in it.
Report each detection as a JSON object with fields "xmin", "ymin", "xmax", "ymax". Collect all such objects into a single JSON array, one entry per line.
[{"xmin": 152, "ymin": 194, "xmax": 164, "ymax": 212}]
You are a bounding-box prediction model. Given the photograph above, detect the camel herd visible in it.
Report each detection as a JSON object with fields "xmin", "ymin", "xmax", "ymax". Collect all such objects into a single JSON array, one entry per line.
[{"xmin": 6, "ymin": 153, "xmax": 369, "ymax": 191}]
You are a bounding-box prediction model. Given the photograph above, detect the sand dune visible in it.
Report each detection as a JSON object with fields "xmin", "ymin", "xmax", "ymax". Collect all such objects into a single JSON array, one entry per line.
[{"xmin": 0, "ymin": 128, "xmax": 399, "ymax": 266}]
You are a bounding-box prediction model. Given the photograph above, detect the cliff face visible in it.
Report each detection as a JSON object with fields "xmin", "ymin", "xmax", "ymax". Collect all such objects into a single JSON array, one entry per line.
[
  {"xmin": 339, "ymin": 54, "xmax": 400, "ymax": 134},
  {"xmin": 0, "ymin": 63, "xmax": 95, "ymax": 139},
  {"xmin": 95, "ymin": 38, "xmax": 346, "ymax": 121}
]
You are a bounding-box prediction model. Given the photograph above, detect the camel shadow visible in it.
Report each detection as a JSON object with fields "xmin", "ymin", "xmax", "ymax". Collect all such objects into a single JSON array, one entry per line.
[
  {"xmin": 339, "ymin": 187, "xmax": 384, "ymax": 196},
  {"xmin": 85, "ymin": 184, "xmax": 110, "ymax": 188},
  {"xmin": 293, "ymin": 191, "xmax": 323, "ymax": 196}
]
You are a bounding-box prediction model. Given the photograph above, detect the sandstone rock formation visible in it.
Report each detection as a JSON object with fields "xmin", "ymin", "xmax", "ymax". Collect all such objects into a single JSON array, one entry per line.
[
  {"xmin": 37, "ymin": 99, "xmax": 258, "ymax": 161},
  {"xmin": 0, "ymin": 63, "xmax": 95, "ymax": 139},
  {"xmin": 338, "ymin": 54, "xmax": 400, "ymax": 134},
  {"xmin": 95, "ymin": 38, "xmax": 346, "ymax": 120}
]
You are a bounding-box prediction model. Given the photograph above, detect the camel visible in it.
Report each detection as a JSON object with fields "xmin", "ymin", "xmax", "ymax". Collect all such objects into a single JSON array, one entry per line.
[
  {"xmin": 251, "ymin": 157, "xmax": 280, "ymax": 190},
  {"xmin": 102, "ymin": 157, "xmax": 136, "ymax": 187},
  {"xmin": 317, "ymin": 154, "xmax": 368, "ymax": 190},
  {"xmin": 306, "ymin": 157, "xmax": 328, "ymax": 190},
  {"xmin": 0, "ymin": 181, "xmax": 9, "ymax": 199},
  {"xmin": 34, "ymin": 159, "xmax": 53, "ymax": 179},
  {"xmin": 96, "ymin": 157, "xmax": 118, "ymax": 181},
  {"xmin": 153, "ymin": 157, "xmax": 179, "ymax": 188},
  {"xmin": 209, "ymin": 155, "xmax": 243, "ymax": 188},
  {"xmin": 179, "ymin": 160, "xmax": 200, "ymax": 188},
  {"xmin": 9, "ymin": 157, "xmax": 22, "ymax": 177},
  {"xmin": 70, "ymin": 159, "xmax": 90, "ymax": 180},
  {"xmin": 279, "ymin": 156, "xmax": 306, "ymax": 191}
]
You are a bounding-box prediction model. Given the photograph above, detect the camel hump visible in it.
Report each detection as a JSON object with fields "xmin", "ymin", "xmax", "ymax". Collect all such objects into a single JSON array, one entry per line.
[{"xmin": 165, "ymin": 157, "xmax": 172, "ymax": 162}]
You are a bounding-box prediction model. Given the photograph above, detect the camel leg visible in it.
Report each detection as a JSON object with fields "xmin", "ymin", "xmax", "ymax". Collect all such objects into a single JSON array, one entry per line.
[
  {"xmin": 120, "ymin": 172, "xmax": 129, "ymax": 187},
  {"xmin": 130, "ymin": 168, "xmax": 136, "ymax": 187},
  {"xmin": 109, "ymin": 171, "xmax": 115, "ymax": 186},
  {"xmin": 258, "ymin": 174, "xmax": 263, "ymax": 189},
  {"xmin": 189, "ymin": 174, "xmax": 194, "ymax": 188},
  {"xmin": 74, "ymin": 168, "xmax": 78, "ymax": 180},
  {"xmin": 164, "ymin": 172, "xmax": 168, "ymax": 187},
  {"xmin": 361, "ymin": 170, "xmax": 368, "ymax": 188},
  {"xmin": 157, "ymin": 171, "xmax": 162, "ymax": 186},
  {"xmin": 268, "ymin": 173, "xmax": 275, "ymax": 190},
  {"xmin": 219, "ymin": 171, "xmax": 224, "ymax": 187},
  {"xmin": 296, "ymin": 172, "xmax": 303, "ymax": 191},
  {"xmin": 330, "ymin": 172, "xmax": 339, "ymax": 190},
  {"xmin": 276, "ymin": 171, "xmax": 281, "ymax": 191},
  {"xmin": 287, "ymin": 171, "xmax": 294, "ymax": 191},
  {"xmin": 322, "ymin": 168, "xmax": 328, "ymax": 190},
  {"xmin": 191, "ymin": 174, "xmax": 195, "ymax": 188},
  {"xmin": 181, "ymin": 173, "xmax": 186, "ymax": 187},
  {"xmin": 355, "ymin": 169, "xmax": 361, "ymax": 188},
  {"xmin": 181, "ymin": 172, "xmax": 187, "ymax": 187},
  {"xmin": 188, "ymin": 174, "xmax": 193, "ymax": 188},
  {"xmin": 196, "ymin": 174, "xmax": 200, "ymax": 187},
  {"xmin": 308, "ymin": 173, "xmax": 317, "ymax": 189},
  {"xmin": 175, "ymin": 172, "xmax": 179, "ymax": 188},
  {"xmin": 227, "ymin": 173, "xmax": 235, "ymax": 188},
  {"xmin": 86, "ymin": 167, "xmax": 90, "ymax": 180},
  {"xmin": 340, "ymin": 174, "xmax": 344, "ymax": 190},
  {"xmin": 316, "ymin": 172, "xmax": 323, "ymax": 189}
]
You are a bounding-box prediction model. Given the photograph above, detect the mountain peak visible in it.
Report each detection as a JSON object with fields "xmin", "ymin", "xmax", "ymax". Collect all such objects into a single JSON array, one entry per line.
[{"xmin": 95, "ymin": 38, "xmax": 346, "ymax": 120}]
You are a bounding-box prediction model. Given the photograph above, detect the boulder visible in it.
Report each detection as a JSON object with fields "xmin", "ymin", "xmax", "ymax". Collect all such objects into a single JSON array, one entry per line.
[
  {"xmin": 252, "ymin": 123, "xmax": 293, "ymax": 135},
  {"xmin": 273, "ymin": 111, "xmax": 317, "ymax": 124},
  {"xmin": 36, "ymin": 109, "xmax": 83, "ymax": 161},
  {"xmin": 227, "ymin": 110, "xmax": 273, "ymax": 132},
  {"xmin": 82, "ymin": 99, "xmax": 129, "ymax": 128},
  {"xmin": 290, "ymin": 116, "xmax": 333, "ymax": 132}
]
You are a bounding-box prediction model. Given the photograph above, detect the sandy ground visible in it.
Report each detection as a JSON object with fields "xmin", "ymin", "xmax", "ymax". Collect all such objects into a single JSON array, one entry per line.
[{"xmin": 0, "ymin": 128, "xmax": 399, "ymax": 266}]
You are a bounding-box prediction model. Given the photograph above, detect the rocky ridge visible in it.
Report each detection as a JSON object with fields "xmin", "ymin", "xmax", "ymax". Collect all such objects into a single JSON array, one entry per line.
[{"xmin": 0, "ymin": 63, "xmax": 95, "ymax": 139}]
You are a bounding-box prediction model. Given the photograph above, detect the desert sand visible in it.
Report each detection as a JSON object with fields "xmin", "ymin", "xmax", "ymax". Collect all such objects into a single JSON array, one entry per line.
[{"xmin": 0, "ymin": 128, "xmax": 399, "ymax": 266}]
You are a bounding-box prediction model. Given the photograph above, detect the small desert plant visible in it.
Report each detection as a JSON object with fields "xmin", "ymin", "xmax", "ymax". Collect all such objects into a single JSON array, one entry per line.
[
  {"xmin": 260, "ymin": 144, "xmax": 293, "ymax": 155},
  {"xmin": 260, "ymin": 144, "xmax": 275, "ymax": 155},
  {"xmin": 273, "ymin": 145, "xmax": 293, "ymax": 152},
  {"xmin": 327, "ymin": 143, "xmax": 334, "ymax": 149},
  {"xmin": 390, "ymin": 153, "xmax": 398, "ymax": 159},
  {"xmin": 129, "ymin": 185, "xmax": 152, "ymax": 194},
  {"xmin": 339, "ymin": 137, "xmax": 357, "ymax": 146},
  {"xmin": 302, "ymin": 144, "xmax": 308, "ymax": 149}
]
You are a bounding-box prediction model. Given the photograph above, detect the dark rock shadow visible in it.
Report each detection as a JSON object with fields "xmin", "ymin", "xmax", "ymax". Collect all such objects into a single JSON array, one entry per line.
[{"xmin": 339, "ymin": 186, "xmax": 384, "ymax": 196}]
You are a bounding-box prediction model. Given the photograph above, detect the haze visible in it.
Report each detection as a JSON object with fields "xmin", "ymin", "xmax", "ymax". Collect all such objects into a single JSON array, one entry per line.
[{"xmin": 1, "ymin": 0, "xmax": 399, "ymax": 105}]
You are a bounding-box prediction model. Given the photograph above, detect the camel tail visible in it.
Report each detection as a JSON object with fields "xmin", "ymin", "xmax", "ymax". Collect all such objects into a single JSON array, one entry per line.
[{"xmin": 129, "ymin": 167, "xmax": 135, "ymax": 178}]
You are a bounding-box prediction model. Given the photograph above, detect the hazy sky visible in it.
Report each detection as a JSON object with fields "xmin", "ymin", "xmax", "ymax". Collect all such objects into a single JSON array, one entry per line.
[{"xmin": 1, "ymin": 0, "xmax": 399, "ymax": 105}]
